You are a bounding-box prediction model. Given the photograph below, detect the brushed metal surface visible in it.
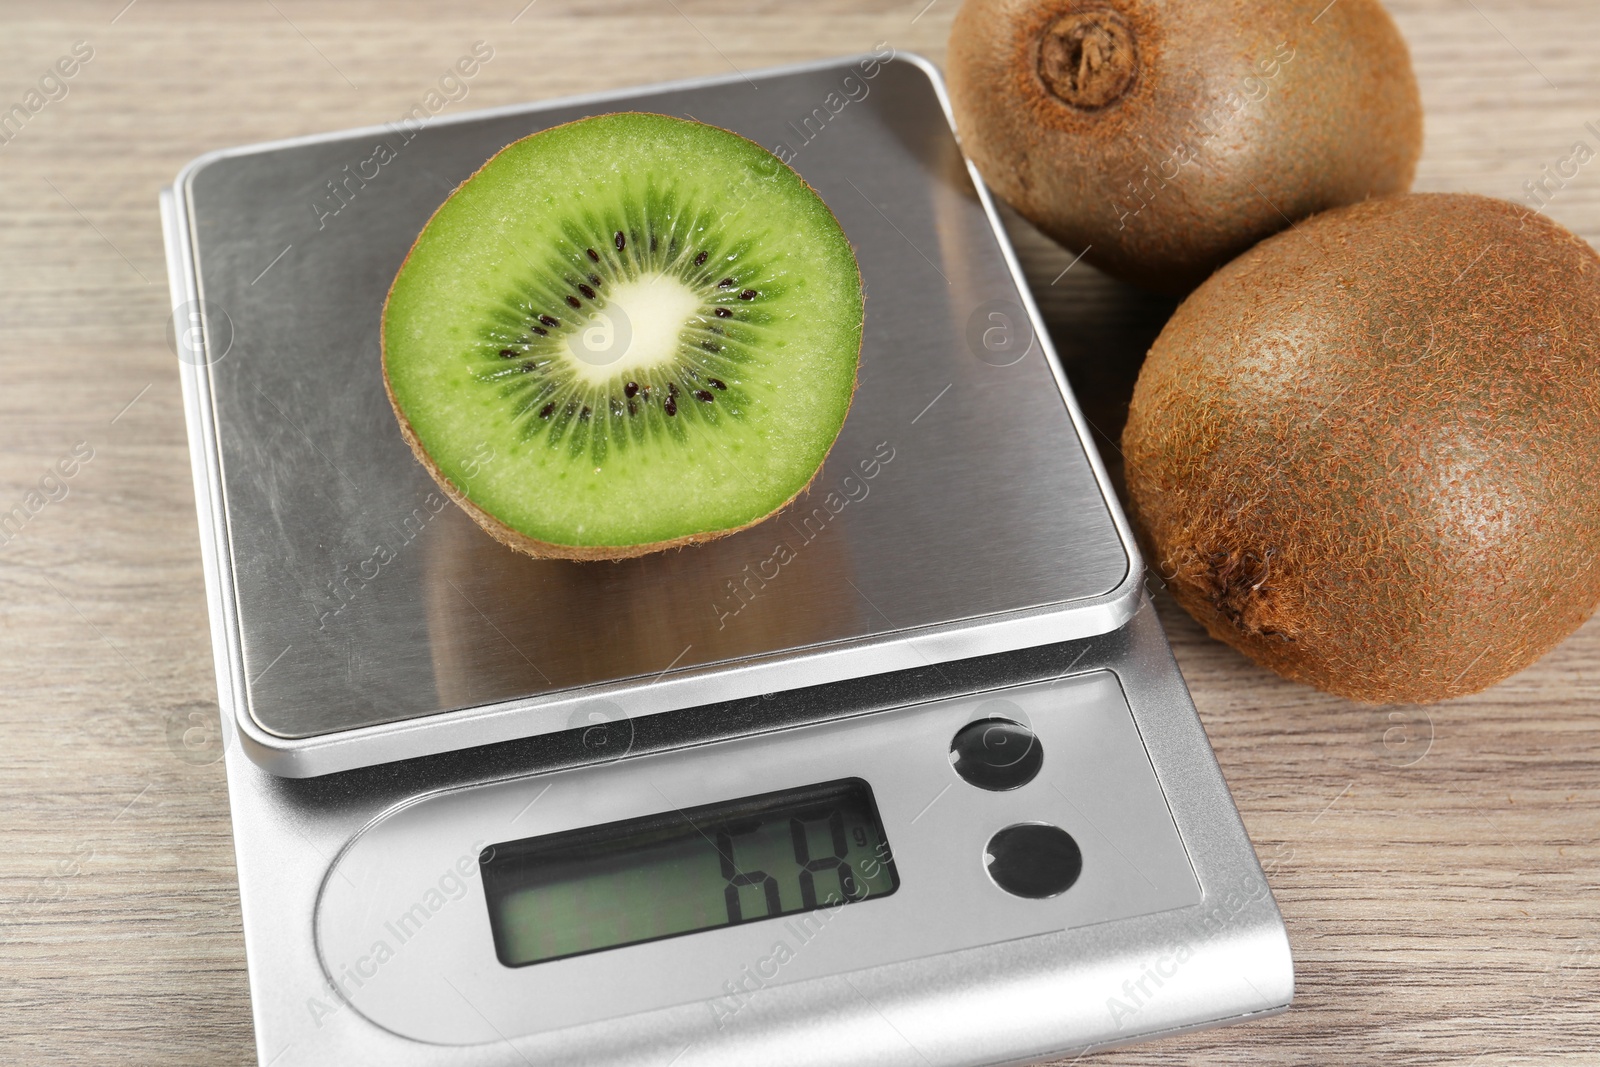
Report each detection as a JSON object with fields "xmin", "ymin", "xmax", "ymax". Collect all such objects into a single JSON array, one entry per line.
[
  {"xmin": 171, "ymin": 54, "xmax": 1134, "ymax": 762},
  {"xmin": 218, "ymin": 599, "xmax": 1293, "ymax": 1067}
]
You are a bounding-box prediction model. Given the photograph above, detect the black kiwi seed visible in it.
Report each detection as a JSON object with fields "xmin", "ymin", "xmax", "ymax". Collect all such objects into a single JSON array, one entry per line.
[
  {"xmin": 531, "ymin": 326, "xmax": 548, "ymax": 336},
  {"xmin": 614, "ymin": 231, "xmax": 626, "ymax": 251},
  {"xmin": 579, "ymin": 283, "xmax": 597, "ymax": 299},
  {"xmin": 708, "ymin": 377, "xmax": 727, "ymax": 390},
  {"xmin": 624, "ymin": 381, "xmax": 639, "ymax": 398},
  {"xmin": 739, "ymin": 289, "xmax": 757, "ymax": 300},
  {"xmin": 540, "ymin": 314, "xmax": 559, "ymax": 328},
  {"xmin": 694, "ymin": 389, "xmax": 714, "ymax": 403},
  {"xmin": 695, "ymin": 251, "xmax": 708, "ymax": 266},
  {"xmin": 539, "ymin": 403, "xmax": 555, "ymax": 419},
  {"xmin": 566, "ymin": 295, "xmax": 582, "ymax": 309},
  {"xmin": 499, "ymin": 348, "xmax": 518, "ymax": 358},
  {"xmin": 579, "ymin": 405, "xmax": 591, "ymax": 419},
  {"xmin": 702, "ymin": 341, "xmax": 720, "ymax": 352},
  {"xmin": 718, "ymin": 278, "xmax": 734, "ymax": 289},
  {"xmin": 586, "ymin": 248, "xmax": 600, "ymax": 262},
  {"xmin": 588, "ymin": 274, "xmax": 602, "ymax": 287},
  {"xmin": 627, "ymin": 400, "xmax": 637, "ymax": 416},
  {"xmin": 715, "ymin": 307, "xmax": 733, "ymax": 318},
  {"xmin": 664, "ymin": 396, "xmax": 677, "ymax": 416}
]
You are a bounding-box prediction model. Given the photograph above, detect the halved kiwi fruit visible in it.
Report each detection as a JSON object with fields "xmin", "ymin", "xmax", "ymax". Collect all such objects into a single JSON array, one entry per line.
[{"xmin": 383, "ymin": 112, "xmax": 864, "ymax": 560}]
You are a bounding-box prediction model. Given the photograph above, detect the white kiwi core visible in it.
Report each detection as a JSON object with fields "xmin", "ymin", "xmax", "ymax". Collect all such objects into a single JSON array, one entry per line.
[{"xmin": 564, "ymin": 272, "xmax": 704, "ymax": 387}]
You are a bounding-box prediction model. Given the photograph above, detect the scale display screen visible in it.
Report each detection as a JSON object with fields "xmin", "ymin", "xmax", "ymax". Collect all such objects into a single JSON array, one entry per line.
[{"xmin": 480, "ymin": 778, "xmax": 899, "ymax": 966}]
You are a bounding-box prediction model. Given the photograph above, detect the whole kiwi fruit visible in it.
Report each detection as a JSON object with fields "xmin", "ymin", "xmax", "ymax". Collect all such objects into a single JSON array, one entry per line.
[
  {"xmin": 1122, "ymin": 193, "xmax": 1600, "ymax": 703},
  {"xmin": 945, "ymin": 0, "xmax": 1423, "ymax": 294}
]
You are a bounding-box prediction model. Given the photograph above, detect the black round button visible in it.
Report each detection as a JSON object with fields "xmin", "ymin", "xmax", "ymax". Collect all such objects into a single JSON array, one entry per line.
[
  {"xmin": 950, "ymin": 718, "xmax": 1043, "ymax": 790},
  {"xmin": 984, "ymin": 823, "xmax": 1083, "ymax": 899}
]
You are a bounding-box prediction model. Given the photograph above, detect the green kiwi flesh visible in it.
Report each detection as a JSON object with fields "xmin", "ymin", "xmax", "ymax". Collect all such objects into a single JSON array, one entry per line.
[{"xmin": 382, "ymin": 112, "xmax": 864, "ymax": 560}]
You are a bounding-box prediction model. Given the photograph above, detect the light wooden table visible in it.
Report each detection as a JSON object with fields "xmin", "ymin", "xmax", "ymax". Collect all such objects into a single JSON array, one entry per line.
[{"xmin": 0, "ymin": 2, "xmax": 1594, "ymax": 1064}]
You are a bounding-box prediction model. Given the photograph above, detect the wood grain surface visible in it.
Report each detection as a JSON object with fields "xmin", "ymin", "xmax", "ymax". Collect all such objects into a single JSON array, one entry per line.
[{"xmin": 0, "ymin": 2, "xmax": 1595, "ymax": 1064}]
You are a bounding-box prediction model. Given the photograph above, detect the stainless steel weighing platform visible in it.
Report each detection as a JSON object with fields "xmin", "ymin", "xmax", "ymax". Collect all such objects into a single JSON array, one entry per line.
[{"xmin": 161, "ymin": 53, "xmax": 1293, "ymax": 1067}]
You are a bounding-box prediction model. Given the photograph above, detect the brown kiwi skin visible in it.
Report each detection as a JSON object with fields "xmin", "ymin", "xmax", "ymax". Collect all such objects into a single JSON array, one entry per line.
[
  {"xmin": 945, "ymin": 0, "xmax": 1423, "ymax": 295},
  {"xmin": 380, "ymin": 112, "xmax": 864, "ymax": 562},
  {"xmin": 1122, "ymin": 193, "xmax": 1600, "ymax": 704}
]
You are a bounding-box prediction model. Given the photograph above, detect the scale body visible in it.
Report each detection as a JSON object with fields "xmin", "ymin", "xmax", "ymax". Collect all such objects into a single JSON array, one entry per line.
[{"xmin": 160, "ymin": 54, "xmax": 1293, "ymax": 1066}]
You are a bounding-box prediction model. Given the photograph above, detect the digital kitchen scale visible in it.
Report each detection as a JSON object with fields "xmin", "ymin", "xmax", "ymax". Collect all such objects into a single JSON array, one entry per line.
[{"xmin": 160, "ymin": 54, "xmax": 1292, "ymax": 1066}]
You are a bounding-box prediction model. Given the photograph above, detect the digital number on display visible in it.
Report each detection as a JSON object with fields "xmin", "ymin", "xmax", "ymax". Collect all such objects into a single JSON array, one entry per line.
[{"xmin": 480, "ymin": 778, "xmax": 899, "ymax": 966}]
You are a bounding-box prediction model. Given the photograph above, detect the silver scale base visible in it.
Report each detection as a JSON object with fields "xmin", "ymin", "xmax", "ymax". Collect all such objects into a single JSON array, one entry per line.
[{"xmin": 161, "ymin": 53, "xmax": 1292, "ymax": 1067}]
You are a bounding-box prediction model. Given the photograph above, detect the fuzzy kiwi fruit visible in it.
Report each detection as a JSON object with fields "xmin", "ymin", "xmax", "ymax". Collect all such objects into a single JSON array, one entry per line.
[
  {"xmin": 945, "ymin": 0, "xmax": 1423, "ymax": 294},
  {"xmin": 382, "ymin": 112, "xmax": 864, "ymax": 561},
  {"xmin": 1122, "ymin": 193, "xmax": 1600, "ymax": 703}
]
